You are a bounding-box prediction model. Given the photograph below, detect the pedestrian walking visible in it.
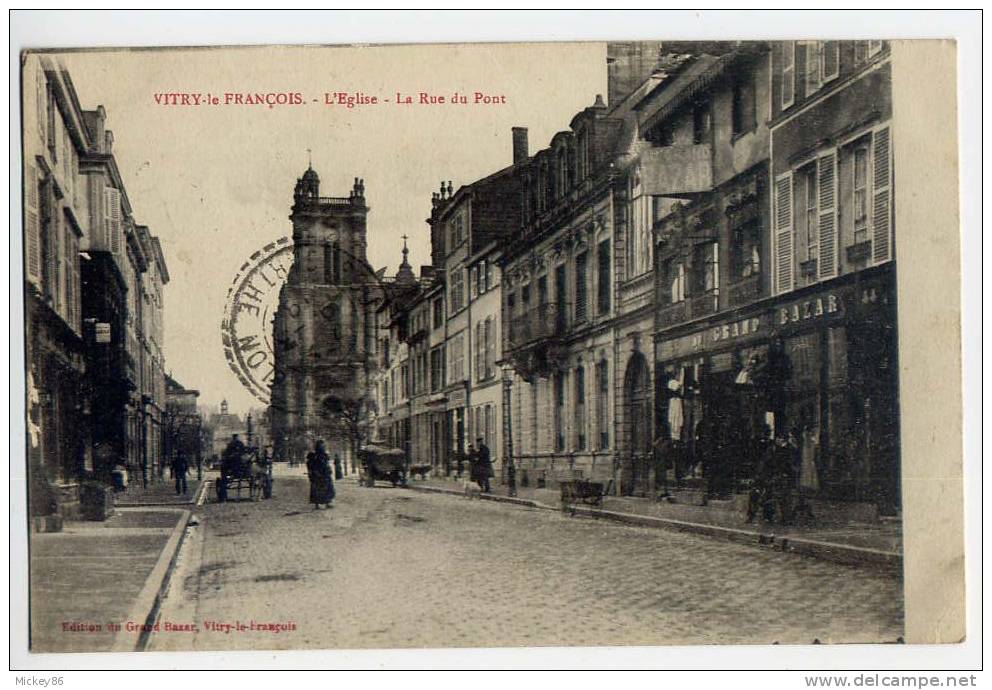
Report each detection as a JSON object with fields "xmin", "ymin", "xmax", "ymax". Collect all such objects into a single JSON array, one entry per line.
[
  {"xmin": 746, "ymin": 425, "xmax": 774, "ymax": 523},
  {"xmin": 475, "ymin": 438, "xmax": 493, "ymax": 493},
  {"xmin": 333, "ymin": 453, "xmax": 344, "ymax": 481},
  {"xmin": 770, "ymin": 432, "xmax": 799, "ymax": 525},
  {"xmin": 307, "ymin": 440, "xmax": 335, "ymax": 509},
  {"xmin": 797, "ymin": 425, "xmax": 820, "ymax": 520},
  {"xmin": 466, "ymin": 444, "xmax": 477, "ymax": 484},
  {"xmin": 171, "ymin": 452, "xmax": 189, "ymax": 495}
]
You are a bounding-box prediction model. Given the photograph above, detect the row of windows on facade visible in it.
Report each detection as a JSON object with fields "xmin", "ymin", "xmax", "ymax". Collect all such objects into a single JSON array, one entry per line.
[
  {"xmin": 646, "ymin": 64, "xmax": 758, "ymax": 148},
  {"xmin": 448, "ymin": 256, "xmax": 497, "ymax": 315},
  {"xmin": 505, "ymin": 239, "xmax": 612, "ymax": 327},
  {"xmin": 774, "ymin": 125, "xmax": 892, "ymax": 294},
  {"xmin": 522, "ymin": 127, "xmax": 593, "ymax": 220},
  {"xmin": 513, "ymin": 361, "xmax": 612, "ymax": 453},
  {"xmin": 779, "ymin": 40, "xmax": 885, "ymax": 111},
  {"xmin": 657, "ymin": 127, "xmax": 891, "ymax": 305},
  {"xmin": 380, "ymin": 317, "xmax": 498, "ymax": 410},
  {"xmin": 646, "ymin": 41, "xmax": 886, "ymax": 152},
  {"xmin": 27, "ymin": 71, "xmax": 151, "ymax": 338}
]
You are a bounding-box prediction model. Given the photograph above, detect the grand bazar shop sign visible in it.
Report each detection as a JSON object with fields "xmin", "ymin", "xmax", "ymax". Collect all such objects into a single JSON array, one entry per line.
[{"xmin": 659, "ymin": 291, "xmax": 844, "ymax": 362}]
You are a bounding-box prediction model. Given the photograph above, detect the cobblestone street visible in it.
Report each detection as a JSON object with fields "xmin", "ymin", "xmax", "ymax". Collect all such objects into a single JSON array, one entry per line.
[{"xmin": 148, "ymin": 469, "xmax": 903, "ymax": 652}]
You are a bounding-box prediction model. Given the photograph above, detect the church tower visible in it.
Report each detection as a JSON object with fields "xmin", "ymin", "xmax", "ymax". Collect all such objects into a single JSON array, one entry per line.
[{"xmin": 269, "ymin": 166, "xmax": 379, "ymax": 467}]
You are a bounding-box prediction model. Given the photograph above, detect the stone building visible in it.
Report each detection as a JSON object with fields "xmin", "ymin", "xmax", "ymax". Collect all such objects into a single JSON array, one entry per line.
[
  {"xmin": 427, "ymin": 152, "xmax": 523, "ymax": 478},
  {"xmin": 370, "ymin": 248, "xmax": 421, "ymax": 456},
  {"xmin": 207, "ymin": 400, "xmax": 244, "ymax": 459},
  {"xmin": 164, "ymin": 374, "xmax": 202, "ymax": 466},
  {"xmin": 23, "ymin": 55, "xmax": 90, "ymax": 524},
  {"xmin": 269, "ymin": 167, "xmax": 380, "ymax": 467},
  {"xmin": 767, "ymin": 40, "xmax": 898, "ymax": 512},
  {"xmin": 23, "ymin": 55, "xmax": 169, "ymax": 525},
  {"xmin": 645, "ymin": 40, "xmax": 899, "ymax": 516},
  {"xmin": 644, "ymin": 42, "xmax": 774, "ymax": 499}
]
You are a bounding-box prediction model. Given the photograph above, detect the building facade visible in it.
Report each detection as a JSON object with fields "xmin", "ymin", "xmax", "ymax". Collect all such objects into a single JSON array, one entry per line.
[
  {"xmin": 768, "ymin": 40, "xmax": 898, "ymax": 511},
  {"xmin": 164, "ymin": 374, "xmax": 202, "ymax": 467},
  {"xmin": 428, "ymin": 156, "xmax": 521, "ymax": 478},
  {"xmin": 23, "ymin": 55, "xmax": 90, "ymax": 521},
  {"xmin": 23, "ymin": 56, "xmax": 170, "ymax": 525},
  {"xmin": 646, "ymin": 41, "xmax": 898, "ymax": 514}
]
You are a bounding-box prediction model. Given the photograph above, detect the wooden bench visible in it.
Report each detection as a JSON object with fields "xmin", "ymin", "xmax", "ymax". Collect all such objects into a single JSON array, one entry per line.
[{"xmin": 560, "ymin": 479, "xmax": 613, "ymax": 516}]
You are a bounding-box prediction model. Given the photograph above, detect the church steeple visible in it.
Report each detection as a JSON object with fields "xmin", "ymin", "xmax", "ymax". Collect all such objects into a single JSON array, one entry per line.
[
  {"xmin": 395, "ymin": 234, "xmax": 416, "ymax": 287},
  {"xmin": 295, "ymin": 156, "xmax": 320, "ymax": 200}
]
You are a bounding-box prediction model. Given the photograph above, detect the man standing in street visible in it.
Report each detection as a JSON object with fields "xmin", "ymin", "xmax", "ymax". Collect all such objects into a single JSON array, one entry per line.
[
  {"xmin": 172, "ymin": 451, "xmax": 189, "ymax": 496},
  {"xmin": 476, "ymin": 437, "xmax": 493, "ymax": 494}
]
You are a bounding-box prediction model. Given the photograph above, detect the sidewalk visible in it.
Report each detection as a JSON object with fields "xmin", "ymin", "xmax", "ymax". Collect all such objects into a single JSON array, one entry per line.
[
  {"xmin": 406, "ymin": 476, "xmax": 902, "ymax": 573},
  {"xmin": 29, "ymin": 506, "xmax": 192, "ymax": 653},
  {"xmin": 116, "ymin": 475, "xmax": 205, "ymax": 507}
]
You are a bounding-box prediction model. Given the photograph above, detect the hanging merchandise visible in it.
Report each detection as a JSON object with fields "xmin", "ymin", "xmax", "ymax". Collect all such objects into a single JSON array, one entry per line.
[{"xmin": 667, "ymin": 367, "xmax": 685, "ymax": 440}]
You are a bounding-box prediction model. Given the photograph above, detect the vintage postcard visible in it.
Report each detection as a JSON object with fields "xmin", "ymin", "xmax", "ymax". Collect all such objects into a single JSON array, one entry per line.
[{"xmin": 17, "ymin": 37, "xmax": 965, "ymax": 657}]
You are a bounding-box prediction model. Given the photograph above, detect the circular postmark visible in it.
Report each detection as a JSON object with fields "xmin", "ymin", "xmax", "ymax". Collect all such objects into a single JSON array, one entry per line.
[{"xmin": 221, "ymin": 237, "xmax": 387, "ymax": 412}]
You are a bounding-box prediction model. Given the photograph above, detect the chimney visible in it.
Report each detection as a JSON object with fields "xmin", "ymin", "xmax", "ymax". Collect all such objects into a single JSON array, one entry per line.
[
  {"xmin": 512, "ymin": 127, "xmax": 528, "ymax": 166},
  {"xmin": 606, "ymin": 41, "xmax": 664, "ymax": 108}
]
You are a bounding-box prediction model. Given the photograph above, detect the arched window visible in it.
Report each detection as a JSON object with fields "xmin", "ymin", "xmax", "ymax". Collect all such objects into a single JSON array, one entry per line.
[{"xmin": 332, "ymin": 241, "xmax": 341, "ymax": 284}]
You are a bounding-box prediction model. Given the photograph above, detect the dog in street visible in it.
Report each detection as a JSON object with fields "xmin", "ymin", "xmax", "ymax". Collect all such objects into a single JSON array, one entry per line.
[{"xmin": 463, "ymin": 480, "xmax": 482, "ymax": 499}]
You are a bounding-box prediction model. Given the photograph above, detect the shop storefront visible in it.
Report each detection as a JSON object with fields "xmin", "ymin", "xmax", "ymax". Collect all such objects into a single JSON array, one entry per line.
[{"xmin": 655, "ymin": 264, "xmax": 899, "ymax": 511}]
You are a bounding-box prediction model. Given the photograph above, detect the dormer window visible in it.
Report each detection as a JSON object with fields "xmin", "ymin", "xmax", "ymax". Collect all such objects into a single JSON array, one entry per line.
[
  {"xmin": 577, "ymin": 129, "xmax": 590, "ymax": 180},
  {"xmin": 557, "ymin": 148, "xmax": 569, "ymax": 198}
]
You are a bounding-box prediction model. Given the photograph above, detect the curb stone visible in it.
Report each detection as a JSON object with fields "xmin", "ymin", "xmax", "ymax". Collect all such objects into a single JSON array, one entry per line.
[
  {"xmin": 405, "ymin": 484, "xmax": 901, "ymax": 575},
  {"xmin": 110, "ymin": 508, "xmax": 192, "ymax": 652}
]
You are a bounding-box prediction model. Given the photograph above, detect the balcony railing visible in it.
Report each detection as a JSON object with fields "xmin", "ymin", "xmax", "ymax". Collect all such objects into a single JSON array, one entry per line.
[
  {"xmin": 689, "ymin": 289, "xmax": 719, "ymax": 318},
  {"xmin": 640, "ymin": 143, "xmax": 713, "ymax": 197},
  {"xmin": 657, "ymin": 300, "xmax": 688, "ymax": 329},
  {"xmin": 656, "ymin": 289, "xmax": 719, "ymax": 329},
  {"xmin": 727, "ymin": 273, "xmax": 763, "ymax": 307},
  {"xmin": 506, "ymin": 302, "xmax": 569, "ymax": 352}
]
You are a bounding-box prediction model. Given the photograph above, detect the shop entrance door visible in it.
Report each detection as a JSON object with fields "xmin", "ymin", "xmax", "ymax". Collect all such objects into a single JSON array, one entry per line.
[
  {"xmin": 701, "ymin": 369, "xmax": 741, "ymax": 497},
  {"xmin": 622, "ymin": 353, "xmax": 652, "ymax": 496}
]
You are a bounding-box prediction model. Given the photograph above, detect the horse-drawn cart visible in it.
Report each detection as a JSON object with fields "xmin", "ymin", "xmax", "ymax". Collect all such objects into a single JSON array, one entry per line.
[
  {"xmin": 358, "ymin": 445, "xmax": 407, "ymax": 487},
  {"xmin": 216, "ymin": 449, "xmax": 272, "ymax": 502}
]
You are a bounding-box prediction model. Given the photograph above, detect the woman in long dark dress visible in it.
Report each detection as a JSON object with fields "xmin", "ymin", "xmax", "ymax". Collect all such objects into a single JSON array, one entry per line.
[{"xmin": 306, "ymin": 441, "xmax": 335, "ymax": 509}]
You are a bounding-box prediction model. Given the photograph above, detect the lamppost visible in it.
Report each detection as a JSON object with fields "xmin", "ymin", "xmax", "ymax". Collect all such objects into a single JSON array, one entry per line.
[{"xmin": 501, "ymin": 362, "xmax": 516, "ymax": 497}]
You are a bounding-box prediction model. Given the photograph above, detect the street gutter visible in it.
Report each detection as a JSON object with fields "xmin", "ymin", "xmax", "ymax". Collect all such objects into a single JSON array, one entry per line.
[
  {"xmin": 405, "ymin": 484, "xmax": 902, "ymax": 576},
  {"xmin": 110, "ymin": 508, "xmax": 193, "ymax": 652}
]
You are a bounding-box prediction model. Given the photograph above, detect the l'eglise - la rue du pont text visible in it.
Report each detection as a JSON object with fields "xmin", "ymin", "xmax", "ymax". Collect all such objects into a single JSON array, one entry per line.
[{"xmin": 324, "ymin": 91, "xmax": 507, "ymax": 108}]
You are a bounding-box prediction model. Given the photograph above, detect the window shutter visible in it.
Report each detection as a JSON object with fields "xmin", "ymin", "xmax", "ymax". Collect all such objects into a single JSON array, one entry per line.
[
  {"xmin": 476, "ymin": 322, "xmax": 483, "ymax": 380},
  {"xmin": 89, "ymin": 178, "xmax": 103, "ymax": 246},
  {"xmin": 871, "ymin": 126, "xmax": 892, "ymax": 264},
  {"xmin": 817, "ymin": 150, "xmax": 838, "ymax": 280},
  {"xmin": 106, "ymin": 187, "xmax": 122, "ymax": 256},
  {"xmin": 802, "ymin": 41, "xmax": 821, "ymax": 97},
  {"xmin": 822, "ymin": 41, "xmax": 839, "ymax": 82},
  {"xmin": 774, "ymin": 173, "xmax": 794, "ymax": 294},
  {"xmin": 25, "ymin": 164, "xmax": 41, "ymax": 283},
  {"xmin": 781, "ymin": 42, "xmax": 795, "ymax": 108},
  {"xmin": 484, "ymin": 317, "xmax": 494, "ymax": 377}
]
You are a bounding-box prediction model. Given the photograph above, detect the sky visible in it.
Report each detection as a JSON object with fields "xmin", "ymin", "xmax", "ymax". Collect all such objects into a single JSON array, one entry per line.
[{"xmin": 55, "ymin": 43, "xmax": 607, "ymax": 414}]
